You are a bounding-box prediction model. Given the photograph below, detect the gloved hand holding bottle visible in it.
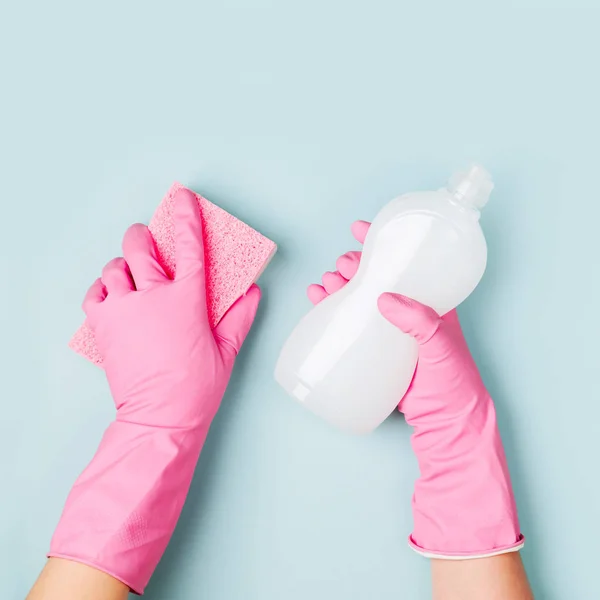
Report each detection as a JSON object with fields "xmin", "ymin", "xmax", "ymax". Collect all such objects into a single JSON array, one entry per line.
[{"xmin": 307, "ymin": 220, "xmax": 531, "ymax": 599}]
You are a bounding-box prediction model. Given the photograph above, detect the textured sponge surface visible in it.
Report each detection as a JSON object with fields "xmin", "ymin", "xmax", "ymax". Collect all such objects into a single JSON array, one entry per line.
[{"xmin": 69, "ymin": 182, "xmax": 276, "ymax": 366}]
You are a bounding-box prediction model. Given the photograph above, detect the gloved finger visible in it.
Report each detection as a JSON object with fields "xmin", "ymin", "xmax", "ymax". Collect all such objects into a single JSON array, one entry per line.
[
  {"xmin": 214, "ymin": 284, "xmax": 261, "ymax": 364},
  {"xmin": 321, "ymin": 270, "xmax": 348, "ymax": 294},
  {"xmin": 307, "ymin": 283, "xmax": 328, "ymax": 305},
  {"xmin": 351, "ymin": 220, "xmax": 371, "ymax": 244},
  {"xmin": 122, "ymin": 223, "xmax": 168, "ymax": 290},
  {"xmin": 336, "ymin": 251, "xmax": 362, "ymax": 280},
  {"xmin": 377, "ymin": 293, "xmax": 441, "ymax": 346},
  {"xmin": 82, "ymin": 278, "xmax": 107, "ymax": 317},
  {"xmin": 101, "ymin": 257, "xmax": 135, "ymax": 296},
  {"xmin": 173, "ymin": 188, "xmax": 206, "ymax": 282}
]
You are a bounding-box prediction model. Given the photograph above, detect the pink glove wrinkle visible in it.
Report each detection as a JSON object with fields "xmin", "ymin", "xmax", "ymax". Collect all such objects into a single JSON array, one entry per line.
[
  {"xmin": 50, "ymin": 189, "xmax": 261, "ymax": 593},
  {"xmin": 309, "ymin": 220, "xmax": 524, "ymax": 560}
]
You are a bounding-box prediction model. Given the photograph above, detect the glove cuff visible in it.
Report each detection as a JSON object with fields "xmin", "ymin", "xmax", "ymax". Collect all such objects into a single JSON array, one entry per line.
[{"xmin": 408, "ymin": 534, "xmax": 525, "ymax": 560}]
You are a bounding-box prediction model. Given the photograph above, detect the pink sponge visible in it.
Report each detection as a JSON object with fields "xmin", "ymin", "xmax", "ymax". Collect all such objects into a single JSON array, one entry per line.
[{"xmin": 69, "ymin": 182, "xmax": 277, "ymax": 367}]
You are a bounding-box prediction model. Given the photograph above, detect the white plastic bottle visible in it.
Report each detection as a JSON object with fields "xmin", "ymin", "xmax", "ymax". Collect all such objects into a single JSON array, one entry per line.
[{"xmin": 274, "ymin": 165, "xmax": 493, "ymax": 434}]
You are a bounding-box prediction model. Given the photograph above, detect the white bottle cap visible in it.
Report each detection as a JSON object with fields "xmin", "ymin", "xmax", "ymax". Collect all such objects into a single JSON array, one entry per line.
[{"xmin": 447, "ymin": 164, "xmax": 494, "ymax": 209}]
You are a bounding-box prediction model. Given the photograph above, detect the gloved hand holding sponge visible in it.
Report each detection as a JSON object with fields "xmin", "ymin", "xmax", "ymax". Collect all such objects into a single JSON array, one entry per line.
[
  {"xmin": 51, "ymin": 189, "xmax": 263, "ymax": 593},
  {"xmin": 47, "ymin": 167, "xmax": 523, "ymax": 594}
]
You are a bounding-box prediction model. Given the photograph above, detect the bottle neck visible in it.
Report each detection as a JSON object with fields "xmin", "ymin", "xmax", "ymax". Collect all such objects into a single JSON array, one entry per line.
[
  {"xmin": 446, "ymin": 189, "xmax": 482, "ymax": 219},
  {"xmin": 446, "ymin": 164, "xmax": 493, "ymax": 213}
]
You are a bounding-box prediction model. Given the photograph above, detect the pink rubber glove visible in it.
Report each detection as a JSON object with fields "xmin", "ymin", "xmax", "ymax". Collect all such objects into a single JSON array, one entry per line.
[
  {"xmin": 308, "ymin": 220, "xmax": 524, "ymax": 559},
  {"xmin": 50, "ymin": 189, "xmax": 261, "ymax": 594}
]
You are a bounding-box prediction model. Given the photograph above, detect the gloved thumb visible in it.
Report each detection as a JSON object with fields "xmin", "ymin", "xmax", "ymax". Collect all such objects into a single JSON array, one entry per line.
[
  {"xmin": 214, "ymin": 284, "xmax": 262, "ymax": 361},
  {"xmin": 377, "ymin": 292, "xmax": 441, "ymax": 345}
]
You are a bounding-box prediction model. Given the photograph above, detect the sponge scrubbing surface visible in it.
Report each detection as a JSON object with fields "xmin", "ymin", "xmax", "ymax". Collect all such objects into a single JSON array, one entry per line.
[{"xmin": 69, "ymin": 182, "xmax": 276, "ymax": 366}]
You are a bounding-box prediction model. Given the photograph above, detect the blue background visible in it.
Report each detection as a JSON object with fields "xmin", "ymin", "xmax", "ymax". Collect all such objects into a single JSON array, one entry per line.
[{"xmin": 1, "ymin": 1, "xmax": 599, "ymax": 598}]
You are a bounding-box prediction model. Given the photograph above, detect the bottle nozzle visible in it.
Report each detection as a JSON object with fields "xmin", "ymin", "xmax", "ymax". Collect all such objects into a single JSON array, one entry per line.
[{"xmin": 447, "ymin": 164, "xmax": 494, "ymax": 210}]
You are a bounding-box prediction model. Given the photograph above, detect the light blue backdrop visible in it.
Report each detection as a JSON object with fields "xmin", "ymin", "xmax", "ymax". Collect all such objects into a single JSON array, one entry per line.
[{"xmin": 1, "ymin": 1, "xmax": 598, "ymax": 598}]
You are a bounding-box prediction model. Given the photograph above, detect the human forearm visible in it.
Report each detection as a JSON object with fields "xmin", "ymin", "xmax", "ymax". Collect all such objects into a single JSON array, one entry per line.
[
  {"xmin": 432, "ymin": 553, "xmax": 533, "ymax": 600},
  {"xmin": 27, "ymin": 558, "xmax": 129, "ymax": 600}
]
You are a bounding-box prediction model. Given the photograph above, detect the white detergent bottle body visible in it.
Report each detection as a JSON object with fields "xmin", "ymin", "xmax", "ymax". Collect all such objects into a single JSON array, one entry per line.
[{"xmin": 274, "ymin": 165, "xmax": 493, "ymax": 434}]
